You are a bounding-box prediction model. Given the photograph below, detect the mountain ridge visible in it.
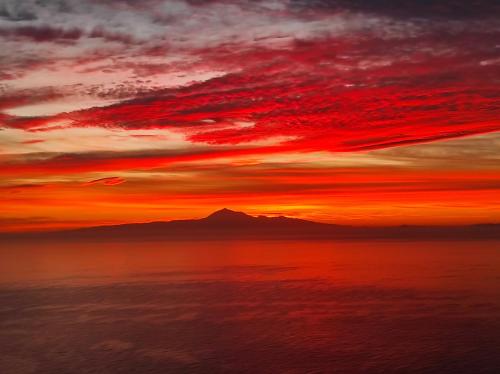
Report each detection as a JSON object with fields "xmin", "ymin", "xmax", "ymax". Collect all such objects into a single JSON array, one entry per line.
[{"xmin": 1, "ymin": 208, "xmax": 499, "ymax": 241}]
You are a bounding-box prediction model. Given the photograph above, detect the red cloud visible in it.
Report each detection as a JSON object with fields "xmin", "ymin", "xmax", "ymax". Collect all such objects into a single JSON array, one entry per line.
[
  {"xmin": 5, "ymin": 33, "xmax": 498, "ymax": 154},
  {"xmin": 0, "ymin": 25, "xmax": 83, "ymax": 42},
  {"xmin": 1, "ymin": 3, "xmax": 499, "ymax": 176},
  {"xmin": 21, "ymin": 139, "xmax": 45, "ymax": 144},
  {"xmin": 0, "ymin": 147, "xmax": 287, "ymax": 176},
  {"xmin": 84, "ymin": 177, "xmax": 126, "ymax": 186}
]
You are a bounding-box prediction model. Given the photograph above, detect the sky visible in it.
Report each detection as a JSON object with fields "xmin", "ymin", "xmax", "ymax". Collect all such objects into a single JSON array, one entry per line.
[{"xmin": 0, "ymin": 0, "xmax": 499, "ymax": 232}]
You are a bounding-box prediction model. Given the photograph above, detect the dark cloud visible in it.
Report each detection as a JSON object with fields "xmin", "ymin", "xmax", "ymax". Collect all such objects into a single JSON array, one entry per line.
[
  {"xmin": 0, "ymin": 24, "xmax": 82, "ymax": 43},
  {"xmin": 0, "ymin": 146, "xmax": 282, "ymax": 175},
  {"xmin": 1, "ymin": 183, "xmax": 48, "ymax": 190},
  {"xmin": 290, "ymin": 0, "xmax": 500, "ymax": 19},
  {"xmin": 84, "ymin": 176, "xmax": 126, "ymax": 186},
  {"xmin": 0, "ymin": 4, "xmax": 37, "ymax": 21},
  {"xmin": 0, "ymin": 87, "xmax": 68, "ymax": 129},
  {"xmin": 0, "ymin": 24, "xmax": 138, "ymax": 44},
  {"xmin": 0, "ymin": 216, "xmax": 51, "ymax": 224}
]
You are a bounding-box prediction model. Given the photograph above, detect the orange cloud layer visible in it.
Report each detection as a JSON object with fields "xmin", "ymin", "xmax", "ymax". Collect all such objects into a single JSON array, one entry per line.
[{"xmin": 1, "ymin": 159, "xmax": 499, "ymax": 232}]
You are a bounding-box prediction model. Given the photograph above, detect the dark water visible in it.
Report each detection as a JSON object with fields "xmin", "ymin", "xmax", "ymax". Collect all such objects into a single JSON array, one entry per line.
[{"xmin": 1, "ymin": 240, "xmax": 500, "ymax": 373}]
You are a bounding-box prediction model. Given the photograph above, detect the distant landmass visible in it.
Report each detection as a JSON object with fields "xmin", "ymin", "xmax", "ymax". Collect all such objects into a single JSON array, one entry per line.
[{"xmin": 2, "ymin": 208, "xmax": 499, "ymax": 241}]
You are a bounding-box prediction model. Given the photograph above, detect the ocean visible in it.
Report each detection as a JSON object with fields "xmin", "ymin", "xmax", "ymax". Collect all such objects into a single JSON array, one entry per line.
[{"xmin": 1, "ymin": 239, "xmax": 499, "ymax": 373}]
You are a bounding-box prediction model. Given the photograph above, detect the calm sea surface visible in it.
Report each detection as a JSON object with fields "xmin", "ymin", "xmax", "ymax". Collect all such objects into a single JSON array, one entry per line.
[{"xmin": 1, "ymin": 240, "xmax": 500, "ymax": 373}]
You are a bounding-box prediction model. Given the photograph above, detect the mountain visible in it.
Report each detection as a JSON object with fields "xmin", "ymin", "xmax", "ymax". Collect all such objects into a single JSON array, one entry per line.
[{"xmin": 1, "ymin": 209, "xmax": 499, "ymax": 241}]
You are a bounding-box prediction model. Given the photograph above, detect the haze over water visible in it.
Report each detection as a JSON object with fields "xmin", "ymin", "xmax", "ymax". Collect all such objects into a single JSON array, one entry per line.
[{"xmin": 1, "ymin": 240, "xmax": 500, "ymax": 373}]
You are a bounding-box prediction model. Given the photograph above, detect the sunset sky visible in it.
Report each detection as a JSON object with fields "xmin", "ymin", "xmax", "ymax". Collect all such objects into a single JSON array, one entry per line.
[{"xmin": 1, "ymin": 0, "xmax": 499, "ymax": 232}]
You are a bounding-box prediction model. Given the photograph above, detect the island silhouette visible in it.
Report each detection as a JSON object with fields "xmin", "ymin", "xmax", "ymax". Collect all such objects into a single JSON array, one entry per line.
[{"xmin": 2, "ymin": 208, "xmax": 499, "ymax": 241}]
